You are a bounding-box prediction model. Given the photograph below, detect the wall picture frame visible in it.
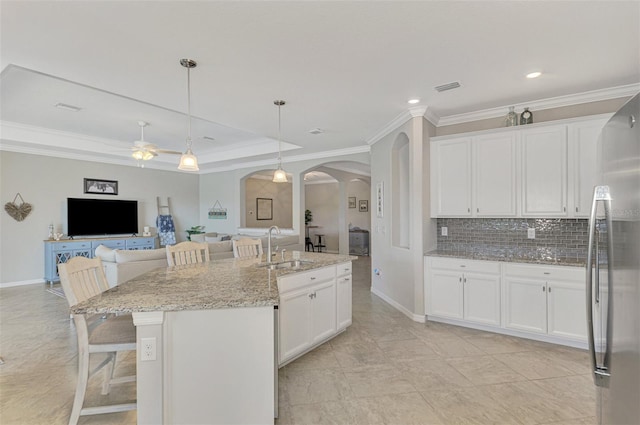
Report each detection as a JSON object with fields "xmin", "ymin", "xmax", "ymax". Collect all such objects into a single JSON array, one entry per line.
[
  {"xmin": 348, "ymin": 197, "xmax": 356, "ymax": 209},
  {"xmin": 84, "ymin": 178, "xmax": 118, "ymax": 195},
  {"xmin": 256, "ymin": 197, "xmax": 273, "ymax": 220},
  {"xmin": 376, "ymin": 181, "xmax": 384, "ymax": 218},
  {"xmin": 359, "ymin": 199, "xmax": 368, "ymax": 212}
]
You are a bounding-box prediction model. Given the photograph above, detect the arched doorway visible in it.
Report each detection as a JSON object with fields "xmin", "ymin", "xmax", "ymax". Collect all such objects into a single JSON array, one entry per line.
[{"xmin": 240, "ymin": 169, "xmax": 293, "ymax": 229}]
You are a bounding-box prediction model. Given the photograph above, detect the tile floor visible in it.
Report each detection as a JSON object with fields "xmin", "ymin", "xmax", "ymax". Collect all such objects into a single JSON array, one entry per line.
[{"xmin": 0, "ymin": 256, "xmax": 596, "ymax": 424}]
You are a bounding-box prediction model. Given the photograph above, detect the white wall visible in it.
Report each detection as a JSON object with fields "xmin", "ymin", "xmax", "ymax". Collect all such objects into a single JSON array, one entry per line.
[
  {"xmin": 346, "ymin": 179, "xmax": 370, "ymax": 231},
  {"xmin": 0, "ymin": 151, "xmax": 199, "ymax": 284},
  {"xmin": 244, "ymin": 177, "xmax": 293, "ymax": 228}
]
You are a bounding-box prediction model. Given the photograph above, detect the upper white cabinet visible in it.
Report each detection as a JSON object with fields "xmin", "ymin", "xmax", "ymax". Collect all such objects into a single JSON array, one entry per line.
[
  {"xmin": 430, "ymin": 114, "xmax": 610, "ymax": 218},
  {"xmin": 431, "ymin": 137, "xmax": 472, "ymax": 217},
  {"xmin": 474, "ymin": 133, "xmax": 518, "ymax": 217},
  {"xmin": 520, "ymin": 125, "xmax": 568, "ymax": 216},
  {"xmin": 568, "ymin": 118, "xmax": 608, "ymax": 217}
]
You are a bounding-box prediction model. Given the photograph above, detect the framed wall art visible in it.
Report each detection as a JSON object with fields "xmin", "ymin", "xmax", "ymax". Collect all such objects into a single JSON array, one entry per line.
[
  {"xmin": 348, "ymin": 197, "xmax": 356, "ymax": 209},
  {"xmin": 376, "ymin": 181, "xmax": 384, "ymax": 218},
  {"xmin": 84, "ymin": 178, "xmax": 118, "ymax": 195},
  {"xmin": 256, "ymin": 198, "xmax": 273, "ymax": 220},
  {"xmin": 359, "ymin": 199, "xmax": 368, "ymax": 212}
]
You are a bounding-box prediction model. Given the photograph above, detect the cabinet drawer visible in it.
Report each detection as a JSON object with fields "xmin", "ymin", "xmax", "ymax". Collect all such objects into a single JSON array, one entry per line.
[
  {"xmin": 428, "ymin": 257, "xmax": 500, "ymax": 274},
  {"xmin": 336, "ymin": 262, "xmax": 352, "ymax": 276},
  {"xmin": 504, "ymin": 263, "xmax": 583, "ymax": 281},
  {"xmin": 54, "ymin": 241, "xmax": 91, "ymax": 251},
  {"xmin": 278, "ymin": 266, "xmax": 336, "ymax": 293},
  {"xmin": 92, "ymin": 239, "xmax": 126, "ymax": 249},
  {"xmin": 126, "ymin": 238, "xmax": 154, "ymax": 248}
]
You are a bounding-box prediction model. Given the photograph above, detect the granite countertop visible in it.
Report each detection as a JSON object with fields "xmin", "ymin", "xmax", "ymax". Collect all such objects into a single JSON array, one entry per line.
[
  {"xmin": 424, "ymin": 250, "xmax": 586, "ymax": 267},
  {"xmin": 72, "ymin": 252, "xmax": 356, "ymax": 315}
]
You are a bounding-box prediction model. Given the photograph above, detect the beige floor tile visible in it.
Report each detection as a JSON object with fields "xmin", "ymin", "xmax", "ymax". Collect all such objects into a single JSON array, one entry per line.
[
  {"xmin": 344, "ymin": 364, "xmax": 416, "ymax": 398},
  {"xmin": 376, "ymin": 338, "xmax": 439, "ymax": 363},
  {"xmin": 395, "ymin": 358, "xmax": 475, "ymax": 391},
  {"xmin": 531, "ymin": 374, "xmax": 597, "ymax": 416},
  {"xmin": 422, "ymin": 334, "xmax": 487, "ymax": 358},
  {"xmin": 344, "ymin": 392, "xmax": 444, "ymax": 425},
  {"xmin": 447, "ymin": 355, "xmax": 527, "ymax": 385},
  {"xmin": 494, "ymin": 351, "xmax": 578, "ymax": 380},
  {"xmin": 284, "ymin": 343, "xmax": 341, "ymax": 371},
  {"xmin": 287, "ymin": 401, "xmax": 355, "ymax": 424},
  {"xmin": 421, "ymin": 387, "xmax": 525, "ymax": 424},
  {"xmin": 538, "ymin": 417, "xmax": 597, "ymax": 425},
  {"xmin": 464, "ymin": 332, "xmax": 538, "ymax": 354},
  {"xmin": 332, "ymin": 341, "xmax": 390, "ymax": 368},
  {"xmin": 482, "ymin": 380, "xmax": 586, "ymax": 425},
  {"xmin": 283, "ymin": 368, "xmax": 354, "ymax": 406}
]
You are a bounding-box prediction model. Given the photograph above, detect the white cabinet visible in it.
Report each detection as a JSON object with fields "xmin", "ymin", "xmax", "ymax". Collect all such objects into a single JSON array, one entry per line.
[
  {"xmin": 474, "ymin": 132, "xmax": 518, "ymax": 217},
  {"xmin": 278, "ymin": 262, "xmax": 352, "ymax": 366},
  {"xmin": 520, "ymin": 125, "xmax": 568, "ymax": 216},
  {"xmin": 431, "ymin": 137, "xmax": 472, "ymax": 217},
  {"xmin": 336, "ymin": 262, "xmax": 352, "ymax": 331},
  {"xmin": 568, "ymin": 118, "xmax": 607, "ymax": 217},
  {"xmin": 503, "ymin": 264, "xmax": 586, "ymax": 342},
  {"xmin": 425, "ymin": 257, "xmax": 501, "ymax": 326}
]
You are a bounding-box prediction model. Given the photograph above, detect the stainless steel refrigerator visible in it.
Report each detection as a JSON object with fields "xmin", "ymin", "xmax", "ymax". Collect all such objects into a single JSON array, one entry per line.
[{"xmin": 586, "ymin": 93, "xmax": 640, "ymax": 424}]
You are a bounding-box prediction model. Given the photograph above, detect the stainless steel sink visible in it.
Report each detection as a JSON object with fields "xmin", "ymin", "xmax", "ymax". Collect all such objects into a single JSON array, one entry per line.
[{"xmin": 256, "ymin": 260, "xmax": 313, "ymax": 270}]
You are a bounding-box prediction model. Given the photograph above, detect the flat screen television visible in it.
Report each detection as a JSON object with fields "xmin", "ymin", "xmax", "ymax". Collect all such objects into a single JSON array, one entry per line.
[{"xmin": 67, "ymin": 198, "xmax": 138, "ymax": 237}]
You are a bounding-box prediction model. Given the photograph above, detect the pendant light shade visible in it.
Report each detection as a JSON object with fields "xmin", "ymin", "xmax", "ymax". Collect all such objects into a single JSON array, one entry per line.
[
  {"xmin": 273, "ymin": 100, "xmax": 287, "ymax": 183},
  {"xmin": 178, "ymin": 58, "xmax": 199, "ymax": 172}
]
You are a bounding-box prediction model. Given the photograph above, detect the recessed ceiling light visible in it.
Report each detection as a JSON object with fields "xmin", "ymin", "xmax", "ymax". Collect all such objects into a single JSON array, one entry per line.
[
  {"xmin": 54, "ymin": 102, "xmax": 82, "ymax": 112},
  {"xmin": 408, "ymin": 99, "xmax": 420, "ymax": 104},
  {"xmin": 526, "ymin": 71, "xmax": 542, "ymax": 79}
]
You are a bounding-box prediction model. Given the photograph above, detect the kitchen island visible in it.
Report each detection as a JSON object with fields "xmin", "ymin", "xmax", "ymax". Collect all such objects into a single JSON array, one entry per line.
[{"xmin": 72, "ymin": 252, "xmax": 354, "ymax": 425}]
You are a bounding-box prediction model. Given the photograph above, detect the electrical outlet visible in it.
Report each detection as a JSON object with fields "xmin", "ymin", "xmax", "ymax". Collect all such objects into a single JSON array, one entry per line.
[
  {"xmin": 441, "ymin": 226, "xmax": 448, "ymax": 236},
  {"xmin": 527, "ymin": 228, "xmax": 536, "ymax": 239},
  {"xmin": 141, "ymin": 337, "xmax": 156, "ymax": 361}
]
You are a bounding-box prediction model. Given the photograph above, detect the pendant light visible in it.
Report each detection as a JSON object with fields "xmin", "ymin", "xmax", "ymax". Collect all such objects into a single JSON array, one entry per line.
[
  {"xmin": 272, "ymin": 100, "xmax": 288, "ymax": 183},
  {"xmin": 178, "ymin": 58, "xmax": 199, "ymax": 172}
]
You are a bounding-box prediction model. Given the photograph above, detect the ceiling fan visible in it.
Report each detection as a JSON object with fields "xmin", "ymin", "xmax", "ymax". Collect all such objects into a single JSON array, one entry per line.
[{"xmin": 131, "ymin": 121, "xmax": 182, "ymax": 162}]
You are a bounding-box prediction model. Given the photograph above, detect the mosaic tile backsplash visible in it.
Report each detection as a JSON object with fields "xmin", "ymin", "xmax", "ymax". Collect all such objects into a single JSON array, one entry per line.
[{"xmin": 436, "ymin": 218, "xmax": 589, "ymax": 262}]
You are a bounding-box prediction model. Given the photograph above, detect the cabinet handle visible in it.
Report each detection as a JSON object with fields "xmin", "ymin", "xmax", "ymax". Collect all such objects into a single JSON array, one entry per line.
[
  {"xmin": 576, "ymin": 207, "xmax": 579, "ymax": 213},
  {"xmin": 563, "ymin": 206, "xmax": 566, "ymax": 212},
  {"xmin": 459, "ymin": 277, "xmax": 462, "ymax": 282},
  {"xmin": 477, "ymin": 208, "xmax": 479, "ymax": 213},
  {"xmin": 548, "ymin": 287, "xmax": 552, "ymax": 293},
  {"xmin": 310, "ymin": 277, "xmax": 316, "ymax": 280},
  {"xmin": 544, "ymin": 272, "xmax": 550, "ymax": 275},
  {"xmin": 344, "ymin": 278, "xmax": 350, "ymax": 281},
  {"xmin": 542, "ymin": 286, "xmax": 546, "ymax": 292},
  {"xmin": 463, "ymin": 277, "xmax": 467, "ymax": 283},
  {"xmin": 468, "ymin": 208, "xmax": 470, "ymax": 213},
  {"xmin": 460, "ymin": 265, "xmax": 466, "ymax": 268}
]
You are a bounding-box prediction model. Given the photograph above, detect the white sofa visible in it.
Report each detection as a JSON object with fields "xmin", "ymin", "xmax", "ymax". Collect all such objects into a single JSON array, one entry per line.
[{"xmin": 96, "ymin": 233, "xmax": 303, "ymax": 287}]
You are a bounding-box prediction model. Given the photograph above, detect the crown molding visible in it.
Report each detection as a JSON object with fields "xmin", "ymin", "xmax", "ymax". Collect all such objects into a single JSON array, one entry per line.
[
  {"xmin": 437, "ymin": 83, "xmax": 640, "ymax": 127},
  {"xmin": 365, "ymin": 110, "xmax": 412, "ymax": 146}
]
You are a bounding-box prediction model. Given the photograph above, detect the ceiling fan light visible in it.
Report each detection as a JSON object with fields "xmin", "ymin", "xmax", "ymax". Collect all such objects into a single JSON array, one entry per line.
[
  {"xmin": 178, "ymin": 148, "xmax": 199, "ymax": 171},
  {"xmin": 142, "ymin": 151, "xmax": 155, "ymax": 161},
  {"xmin": 273, "ymin": 166, "xmax": 288, "ymax": 183},
  {"xmin": 132, "ymin": 150, "xmax": 144, "ymax": 160}
]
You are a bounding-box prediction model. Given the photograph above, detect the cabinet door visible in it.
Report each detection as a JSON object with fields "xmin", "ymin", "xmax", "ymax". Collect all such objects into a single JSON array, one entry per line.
[
  {"xmin": 521, "ymin": 126, "xmax": 568, "ymax": 216},
  {"xmin": 337, "ymin": 275, "xmax": 352, "ymax": 331},
  {"xmin": 547, "ymin": 280, "xmax": 587, "ymax": 341},
  {"xmin": 474, "ymin": 133, "xmax": 517, "ymax": 217},
  {"xmin": 463, "ymin": 272, "xmax": 501, "ymax": 326},
  {"xmin": 279, "ymin": 287, "xmax": 312, "ymax": 363},
  {"xmin": 427, "ymin": 269, "xmax": 463, "ymax": 319},
  {"xmin": 504, "ymin": 277, "xmax": 547, "ymax": 334},
  {"xmin": 568, "ymin": 119, "xmax": 606, "ymax": 217},
  {"xmin": 432, "ymin": 138, "xmax": 472, "ymax": 217},
  {"xmin": 310, "ymin": 280, "xmax": 337, "ymax": 345}
]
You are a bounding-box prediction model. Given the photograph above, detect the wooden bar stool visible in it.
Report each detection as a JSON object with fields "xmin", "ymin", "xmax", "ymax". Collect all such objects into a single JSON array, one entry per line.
[{"xmin": 314, "ymin": 234, "xmax": 326, "ymax": 252}]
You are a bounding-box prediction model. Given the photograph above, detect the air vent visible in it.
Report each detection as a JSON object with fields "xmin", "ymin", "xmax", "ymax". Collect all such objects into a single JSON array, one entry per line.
[
  {"xmin": 309, "ymin": 128, "xmax": 324, "ymax": 135},
  {"xmin": 54, "ymin": 102, "xmax": 82, "ymax": 112},
  {"xmin": 434, "ymin": 81, "xmax": 461, "ymax": 92},
  {"xmin": 202, "ymin": 136, "xmax": 216, "ymax": 141}
]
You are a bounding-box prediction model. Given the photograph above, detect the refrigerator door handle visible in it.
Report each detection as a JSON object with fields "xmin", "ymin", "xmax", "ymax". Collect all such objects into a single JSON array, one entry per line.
[{"xmin": 586, "ymin": 185, "xmax": 612, "ymax": 388}]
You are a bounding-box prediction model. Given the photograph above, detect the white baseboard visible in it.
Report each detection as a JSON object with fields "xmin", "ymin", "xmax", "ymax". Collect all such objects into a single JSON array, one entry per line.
[
  {"xmin": 0, "ymin": 278, "xmax": 45, "ymax": 289},
  {"xmin": 370, "ymin": 287, "xmax": 425, "ymax": 323}
]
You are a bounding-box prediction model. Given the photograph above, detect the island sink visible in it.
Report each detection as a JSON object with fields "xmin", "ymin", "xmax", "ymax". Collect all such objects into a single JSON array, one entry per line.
[{"xmin": 256, "ymin": 259, "xmax": 314, "ymax": 270}]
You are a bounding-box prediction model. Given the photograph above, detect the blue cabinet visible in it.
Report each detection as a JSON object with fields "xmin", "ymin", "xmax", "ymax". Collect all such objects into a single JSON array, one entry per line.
[{"xmin": 44, "ymin": 236, "xmax": 156, "ymax": 283}]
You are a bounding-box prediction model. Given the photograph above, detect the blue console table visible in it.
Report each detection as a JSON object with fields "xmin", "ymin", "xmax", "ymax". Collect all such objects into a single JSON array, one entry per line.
[{"xmin": 44, "ymin": 236, "xmax": 156, "ymax": 283}]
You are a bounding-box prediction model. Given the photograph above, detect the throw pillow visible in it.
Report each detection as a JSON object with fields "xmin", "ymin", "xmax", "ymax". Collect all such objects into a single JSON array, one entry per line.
[
  {"xmin": 95, "ymin": 244, "xmax": 116, "ymax": 262},
  {"xmin": 115, "ymin": 248, "xmax": 167, "ymax": 263}
]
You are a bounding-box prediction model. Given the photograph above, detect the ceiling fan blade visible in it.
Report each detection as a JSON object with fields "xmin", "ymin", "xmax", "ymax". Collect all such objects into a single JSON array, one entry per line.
[{"xmin": 155, "ymin": 149, "xmax": 183, "ymax": 155}]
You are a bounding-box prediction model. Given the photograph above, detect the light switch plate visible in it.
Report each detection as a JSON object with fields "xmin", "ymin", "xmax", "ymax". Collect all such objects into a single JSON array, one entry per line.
[
  {"xmin": 441, "ymin": 226, "xmax": 448, "ymax": 236},
  {"xmin": 527, "ymin": 228, "xmax": 535, "ymax": 239}
]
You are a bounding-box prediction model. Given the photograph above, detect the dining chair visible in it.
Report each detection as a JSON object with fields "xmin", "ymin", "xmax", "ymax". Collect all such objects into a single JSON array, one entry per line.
[
  {"xmin": 58, "ymin": 256, "xmax": 136, "ymax": 425},
  {"xmin": 166, "ymin": 241, "xmax": 210, "ymax": 266},
  {"xmin": 232, "ymin": 238, "xmax": 264, "ymax": 259}
]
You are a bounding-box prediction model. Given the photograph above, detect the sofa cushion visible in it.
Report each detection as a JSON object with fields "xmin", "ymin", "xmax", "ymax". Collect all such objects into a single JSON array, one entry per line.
[
  {"xmin": 272, "ymin": 235, "xmax": 300, "ymax": 246},
  {"xmin": 208, "ymin": 240, "xmax": 233, "ymax": 253},
  {"xmin": 115, "ymin": 248, "xmax": 167, "ymax": 263},
  {"xmin": 95, "ymin": 244, "xmax": 116, "ymax": 262}
]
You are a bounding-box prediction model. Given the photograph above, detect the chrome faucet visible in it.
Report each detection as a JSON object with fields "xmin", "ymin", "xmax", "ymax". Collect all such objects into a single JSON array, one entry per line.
[{"xmin": 267, "ymin": 225, "xmax": 281, "ymax": 263}]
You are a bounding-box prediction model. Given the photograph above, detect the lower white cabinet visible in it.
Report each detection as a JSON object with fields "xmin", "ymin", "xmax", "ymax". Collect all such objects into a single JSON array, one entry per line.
[
  {"xmin": 425, "ymin": 257, "xmax": 501, "ymax": 326},
  {"xmin": 425, "ymin": 256, "xmax": 587, "ymax": 347},
  {"xmin": 278, "ymin": 262, "xmax": 352, "ymax": 366},
  {"xmin": 503, "ymin": 264, "xmax": 587, "ymax": 341}
]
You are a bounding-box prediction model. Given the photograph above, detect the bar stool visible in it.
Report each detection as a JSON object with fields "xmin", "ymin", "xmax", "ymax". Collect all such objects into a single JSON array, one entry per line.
[
  {"xmin": 314, "ymin": 234, "xmax": 326, "ymax": 252},
  {"xmin": 305, "ymin": 237, "xmax": 315, "ymax": 252}
]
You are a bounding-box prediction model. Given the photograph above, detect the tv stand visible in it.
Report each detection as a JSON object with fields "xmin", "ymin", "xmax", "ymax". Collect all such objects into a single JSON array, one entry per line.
[{"xmin": 44, "ymin": 235, "xmax": 157, "ymax": 284}]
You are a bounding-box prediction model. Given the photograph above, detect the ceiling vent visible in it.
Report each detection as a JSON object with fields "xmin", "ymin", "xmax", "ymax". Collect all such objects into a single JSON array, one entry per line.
[
  {"xmin": 434, "ymin": 81, "xmax": 461, "ymax": 92},
  {"xmin": 309, "ymin": 128, "xmax": 324, "ymax": 135}
]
